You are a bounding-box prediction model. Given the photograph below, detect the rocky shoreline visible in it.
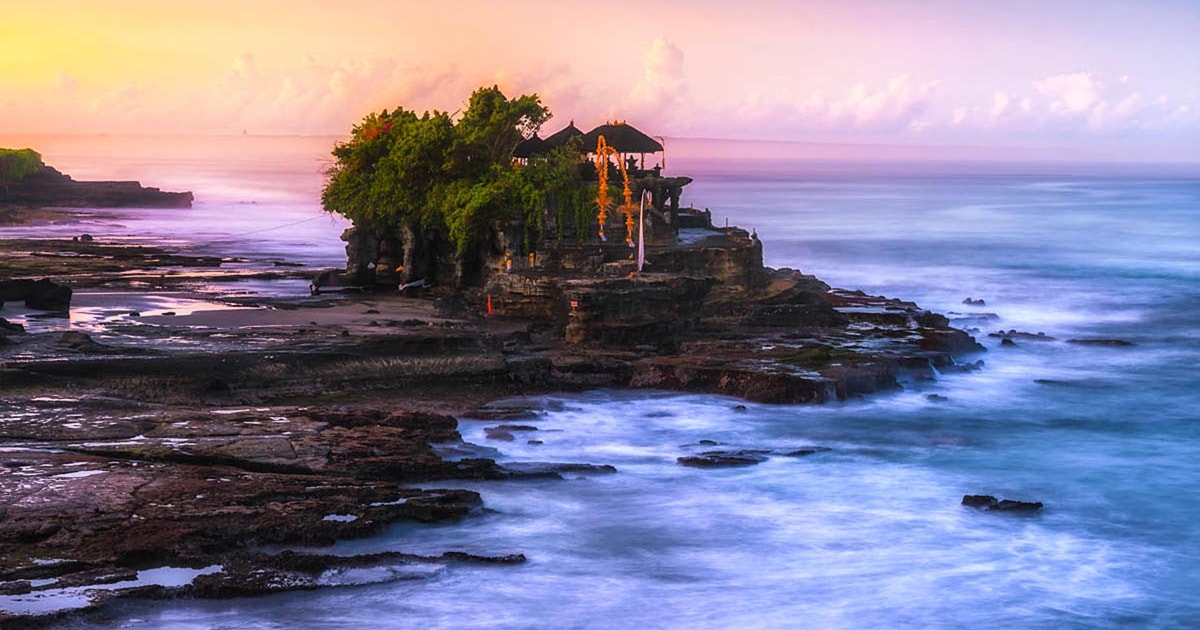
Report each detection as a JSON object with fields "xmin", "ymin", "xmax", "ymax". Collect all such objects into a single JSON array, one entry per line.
[{"xmin": 0, "ymin": 221, "xmax": 985, "ymax": 626}]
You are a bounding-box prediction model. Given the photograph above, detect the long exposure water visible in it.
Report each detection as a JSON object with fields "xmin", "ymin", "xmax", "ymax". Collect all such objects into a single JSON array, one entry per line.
[{"xmin": 7, "ymin": 137, "xmax": 1199, "ymax": 628}]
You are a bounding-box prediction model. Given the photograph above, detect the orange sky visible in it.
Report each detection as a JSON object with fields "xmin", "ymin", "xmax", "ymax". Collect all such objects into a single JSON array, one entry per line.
[{"xmin": 2, "ymin": 0, "xmax": 1198, "ymax": 160}]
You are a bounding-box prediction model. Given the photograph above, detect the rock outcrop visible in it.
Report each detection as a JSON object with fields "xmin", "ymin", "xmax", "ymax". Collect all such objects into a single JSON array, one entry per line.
[
  {"xmin": 1, "ymin": 165, "xmax": 192, "ymax": 208},
  {"xmin": 962, "ymin": 495, "xmax": 1044, "ymax": 513},
  {"xmin": 0, "ymin": 278, "xmax": 73, "ymax": 311}
]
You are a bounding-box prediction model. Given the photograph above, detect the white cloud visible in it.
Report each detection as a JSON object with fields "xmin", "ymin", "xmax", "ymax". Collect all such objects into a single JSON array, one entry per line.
[
  {"xmin": 941, "ymin": 72, "xmax": 1197, "ymax": 140},
  {"xmin": 624, "ymin": 38, "xmax": 687, "ymax": 123},
  {"xmin": 1034, "ymin": 72, "xmax": 1103, "ymax": 116},
  {"xmin": 989, "ymin": 92, "xmax": 1011, "ymax": 123},
  {"xmin": 952, "ymin": 107, "xmax": 968, "ymax": 126}
]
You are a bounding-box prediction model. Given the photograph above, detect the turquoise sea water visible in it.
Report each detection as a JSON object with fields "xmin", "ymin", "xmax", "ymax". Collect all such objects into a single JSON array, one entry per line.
[{"xmin": 7, "ymin": 139, "xmax": 1199, "ymax": 628}]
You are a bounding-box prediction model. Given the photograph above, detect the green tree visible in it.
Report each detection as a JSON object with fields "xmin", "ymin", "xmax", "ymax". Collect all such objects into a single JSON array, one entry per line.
[
  {"xmin": 0, "ymin": 148, "xmax": 44, "ymax": 194},
  {"xmin": 321, "ymin": 86, "xmax": 581, "ymax": 258}
]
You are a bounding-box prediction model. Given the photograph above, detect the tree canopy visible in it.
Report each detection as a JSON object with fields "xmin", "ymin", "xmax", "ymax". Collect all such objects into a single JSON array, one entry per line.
[
  {"xmin": 321, "ymin": 86, "xmax": 586, "ymax": 253},
  {"xmin": 0, "ymin": 148, "xmax": 44, "ymax": 189}
]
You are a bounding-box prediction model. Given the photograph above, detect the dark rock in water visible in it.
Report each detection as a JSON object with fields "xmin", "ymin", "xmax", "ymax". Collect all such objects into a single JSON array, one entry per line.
[
  {"xmin": 947, "ymin": 312, "xmax": 1001, "ymax": 327},
  {"xmin": 962, "ymin": 494, "xmax": 1043, "ymax": 513},
  {"xmin": 962, "ymin": 494, "xmax": 998, "ymax": 508},
  {"xmin": 778, "ymin": 446, "xmax": 831, "ymax": 457},
  {"xmin": 0, "ymin": 278, "xmax": 73, "ymax": 311},
  {"xmin": 493, "ymin": 424, "xmax": 538, "ymax": 432},
  {"xmin": 497, "ymin": 462, "xmax": 617, "ymax": 478},
  {"xmin": 1000, "ymin": 338, "xmax": 1016, "ymax": 347},
  {"xmin": 733, "ymin": 404, "xmax": 747, "ymax": 412},
  {"xmin": 920, "ymin": 331, "xmax": 987, "ymax": 356},
  {"xmin": 484, "ymin": 428, "xmax": 515, "ymax": 441},
  {"xmin": 697, "ymin": 439, "xmax": 721, "ymax": 446},
  {"xmin": 962, "ymin": 298, "xmax": 987, "ymax": 306},
  {"xmin": 926, "ymin": 394, "xmax": 949, "ymax": 402},
  {"xmin": 991, "ymin": 499, "xmax": 1044, "ymax": 513},
  {"xmin": 1067, "ymin": 338, "xmax": 1135, "ymax": 347},
  {"xmin": 464, "ymin": 405, "xmax": 541, "ymax": 421},
  {"xmin": 677, "ymin": 450, "xmax": 769, "ymax": 468},
  {"xmin": 0, "ymin": 317, "xmax": 24, "ymax": 334},
  {"xmin": 1033, "ymin": 378, "xmax": 1109, "ymax": 389},
  {"xmin": 677, "ymin": 454, "xmax": 761, "ymax": 468},
  {"xmin": 940, "ymin": 359, "xmax": 984, "ymax": 373},
  {"xmin": 915, "ymin": 311, "xmax": 950, "ymax": 328},
  {"xmin": 990, "ymin": 330, "xmax": 1055, "ymax": 342}
]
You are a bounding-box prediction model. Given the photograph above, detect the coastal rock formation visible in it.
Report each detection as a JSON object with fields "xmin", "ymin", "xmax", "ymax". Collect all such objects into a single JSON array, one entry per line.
[
  {"xmin": 677, "ymin": 451, "xmax": 769, "ymax": 467},
  {"xmin": 0, "ymin": 165, "xmax": 192, "ymax": 208},
  {"xmin": 0, "ymin": 406, "xmax": 527, "ymax": 624},
  {"xmin": 561, "ymin": 274, "xmax": 714, "ymax": 350},
  {"xmin": 0, "ymin": 278, "xmax": 73, "ymax": 311},
  {"xmin": 187, "ymin": 550, "xmax": 527, "ymax": 599}
]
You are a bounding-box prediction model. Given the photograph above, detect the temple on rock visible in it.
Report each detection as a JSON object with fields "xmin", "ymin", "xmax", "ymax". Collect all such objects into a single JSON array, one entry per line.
[
  {"xmin": 343, "ymin": 119, "xmax": 755, "ymax": 278},
  {"xmin": 334, "ymin": 115, "xmax": 765, "ymax": 351}
]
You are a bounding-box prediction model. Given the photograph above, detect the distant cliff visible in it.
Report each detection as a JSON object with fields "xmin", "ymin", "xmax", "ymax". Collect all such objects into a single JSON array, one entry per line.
[{"xmin": 0, "ymin": 164, "xmax": 193, "ymax": 208}]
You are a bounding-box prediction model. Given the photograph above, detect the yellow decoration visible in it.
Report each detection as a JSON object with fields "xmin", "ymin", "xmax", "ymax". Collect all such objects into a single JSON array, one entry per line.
[{"xmin": 593, "ymin": 135, "xmax": 637, "ymax": 245}]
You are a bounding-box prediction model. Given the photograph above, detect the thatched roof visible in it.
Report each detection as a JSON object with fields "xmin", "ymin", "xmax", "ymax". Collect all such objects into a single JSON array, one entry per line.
[
  {"xmin": 513, "ymin": 134, "xmax": 548, "ymax": 158},
  {"xmin": 542, "ymin": 121, "xmax": 584, "ymax": 149},
  {"xmin": 581, "ymin": 122, "xmax": 663, "ymax": 154}
]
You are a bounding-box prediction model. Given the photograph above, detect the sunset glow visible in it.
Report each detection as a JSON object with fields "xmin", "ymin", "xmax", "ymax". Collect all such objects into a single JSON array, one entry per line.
[{"xmin": 2, "ymin": 0, "xmax": 1198, "ymax": 160}]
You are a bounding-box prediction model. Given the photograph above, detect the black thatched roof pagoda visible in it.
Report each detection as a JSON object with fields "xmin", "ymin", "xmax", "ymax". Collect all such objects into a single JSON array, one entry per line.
[
  {"xmin": 513, "ymin": 134, "xmax": 548, "ymax": 159},
  {"xmin": 542, "ymin": 121, "xmax": 585, "ymax": 150},
  {"xmin": 581, "ymin": 122, "xmax": 663, "ymax": 154}
]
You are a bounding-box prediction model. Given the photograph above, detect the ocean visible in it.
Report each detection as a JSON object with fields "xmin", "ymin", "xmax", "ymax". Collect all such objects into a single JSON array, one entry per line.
[{"xmin": 5, "ymin": 136, "xmax": 1199, "ymax": 628}]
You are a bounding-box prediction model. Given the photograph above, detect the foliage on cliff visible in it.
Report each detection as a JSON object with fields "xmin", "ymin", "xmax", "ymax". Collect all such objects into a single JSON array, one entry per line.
[
  {"xmin": 0, "ymin": 148, "xmax": 44, "ymax": 191},
  {"xmin": 321, "ymin": 86, "xmax": 588, "ymax": 253}
]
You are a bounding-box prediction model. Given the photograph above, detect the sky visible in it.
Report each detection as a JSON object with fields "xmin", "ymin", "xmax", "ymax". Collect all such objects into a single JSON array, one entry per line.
[{"xmin": 2, "ymin": 0, "xmax": 1198, "ymax": 161}]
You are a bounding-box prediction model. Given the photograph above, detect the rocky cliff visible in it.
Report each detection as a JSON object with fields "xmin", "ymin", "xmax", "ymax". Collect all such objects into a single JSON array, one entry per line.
[{"xmin": 1, "ymin": 165, "xmax": 193, "ymax": 208}]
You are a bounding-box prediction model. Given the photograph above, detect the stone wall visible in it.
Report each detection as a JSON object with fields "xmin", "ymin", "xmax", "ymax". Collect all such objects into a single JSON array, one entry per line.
[{"xmin": 562, "ymin": 274, "xmax": 714, "ymax": 351}]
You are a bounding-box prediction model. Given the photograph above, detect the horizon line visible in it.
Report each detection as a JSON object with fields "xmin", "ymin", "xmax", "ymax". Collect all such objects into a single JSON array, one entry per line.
[{"xmin": 2, "ymin": 131, "xmax": 1197, "ymax": 167}]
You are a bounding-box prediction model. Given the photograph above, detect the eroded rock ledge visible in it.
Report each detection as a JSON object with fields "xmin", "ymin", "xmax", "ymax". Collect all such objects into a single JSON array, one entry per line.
[{"xmin": 0, "ymin": 406, "xmax": 574, "ymax": 627}]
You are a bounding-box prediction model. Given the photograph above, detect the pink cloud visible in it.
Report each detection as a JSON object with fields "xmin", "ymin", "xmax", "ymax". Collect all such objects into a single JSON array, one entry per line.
[
  {"xmin": 718, "ymin": 74, "xmax": 938, "ymax": 139},
  {"xmin": 625, "ymin": 38, "xmax": 687, "ymax": 118}
]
